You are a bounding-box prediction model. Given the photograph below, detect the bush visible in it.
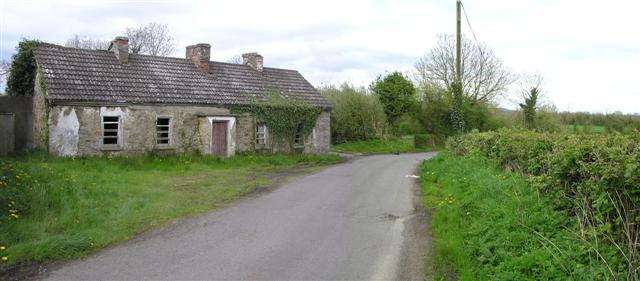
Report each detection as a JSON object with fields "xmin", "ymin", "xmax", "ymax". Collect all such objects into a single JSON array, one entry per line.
[
  {"xmin": 414, "ymin": 134, "xmax": 443, "ymax": 149},
  {"xmin": 398, "ymin": 114, "xmax": 426, "ymax": 135},
  {"xmin": 422, "ymin": 153, "xmax": 602, "ymax": 280},
  {"xmin": 319, "ymin": 83, "xmax": 387, "ymax": 143},
  {"xmin": 451, "ymin": 129, "xmax": 640, "ymax": 279}
]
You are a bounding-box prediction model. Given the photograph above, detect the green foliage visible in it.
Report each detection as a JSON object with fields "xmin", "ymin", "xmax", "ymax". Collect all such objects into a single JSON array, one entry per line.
[
  {"xmin": 450, "ymin": 130, "xmax": 640, "ymax": 279},
  {"xmin": 331, "ymin": 135, "xmax": 423, "ymax": 154},
  {"xmin": 0, "ymin": 152, "xmax": 340, "ymax": 269},
  {"xmin": 450, "ymin": 80, "xmax": 465, "ymax": 135},
  {"xmin": 422, "ymin": 153, "xmax": 608, "ymax": 280},
  {"xmin": 370, "ymin": 72, "xmax": 416, "ymax": 134},
  {"xmin": 319, "ymin": 83, "xmax": 387, "ymax": 143},
  {"xmin": 519, "ymin": 87, "xmax": 539, "ymax": 129},
  {"xmin": 234, "ymin": 89, "xmax": 321, "ymax": 152},
  {"xmin": 413, "ymin": 134, "xmax": 444, "ymax": 150},
  {"xmin": 397, "ymin": 114, "xmax": 427, "ymax": 135},
  {"xmin": 6, "ymin": 39, "xmax": 40, "ymax": 96},
  {"xmin": 416, "ymin": 84, "xmax": 502, "ymax": 139}
]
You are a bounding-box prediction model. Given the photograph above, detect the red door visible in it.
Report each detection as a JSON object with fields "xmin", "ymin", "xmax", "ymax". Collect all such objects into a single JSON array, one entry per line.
[{"xmin": 211, "ymin": 121, "xmax": 228, "ymax": 157}]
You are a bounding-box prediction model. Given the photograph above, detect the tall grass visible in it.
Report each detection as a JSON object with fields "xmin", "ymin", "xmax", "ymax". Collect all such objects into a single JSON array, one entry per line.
[
  {"xmin": 0, "ymin": 152, "xmax": 340, "ymax": 269},
  {"xmin": 422, "ymin": 153, "xmax": 614, "ymax": 280},
  {"xmin": 449, "ymin": 129, "xmax": 640, "ymax": 280}
]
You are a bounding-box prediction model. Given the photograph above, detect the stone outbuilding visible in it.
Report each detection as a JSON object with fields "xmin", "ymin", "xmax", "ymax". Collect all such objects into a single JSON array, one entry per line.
[{"xmin": 33, "ymin": 37, "xmax": 331, "ymax": 157}]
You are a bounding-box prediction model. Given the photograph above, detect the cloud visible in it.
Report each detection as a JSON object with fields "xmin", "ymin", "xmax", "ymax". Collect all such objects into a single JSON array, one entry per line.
[{"xmin": 1, "ymin": 0, "xmax": 638, "ymax": 113}]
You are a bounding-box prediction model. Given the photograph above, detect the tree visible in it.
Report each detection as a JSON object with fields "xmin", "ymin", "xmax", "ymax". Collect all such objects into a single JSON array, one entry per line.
[
  {"xmin": 0, "ymin": 59, "xmax": 9, "ymax": 93},
  {"xmin": 414, "ymin": 34, "xmax": 514, "ymax": 103},
  {"xmin": 125, "ymin": 22, "xmax": 176, "ymax": 56},
  {"xmin": 226, "ymin": 55, "xmax": 243, "ymax": 64},
  {"xmin": 370, "ymin": 71, "xmax": 416, "ymax": 134},
  {"xmin": 6, "ymin": 39, "xmax": 40, "ymax": 96},
  {"xmin": 64, "ymin": 35, "xmax": 109, "ymax": 50},
  {"xmin": 518, "ymin": 74, "xmax": 543, "ymax": 129}
]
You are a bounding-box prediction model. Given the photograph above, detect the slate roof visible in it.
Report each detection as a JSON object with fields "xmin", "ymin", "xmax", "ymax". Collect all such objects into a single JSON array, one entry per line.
[{"xmin": 34, "ymin": 43, "xmax": 330, "ymax": 109}]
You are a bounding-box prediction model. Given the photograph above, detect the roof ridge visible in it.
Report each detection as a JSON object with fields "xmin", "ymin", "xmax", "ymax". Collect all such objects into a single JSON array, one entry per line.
[{"xmin": 34, "ymin": 41, "xmax": 330, "ymax": 108}]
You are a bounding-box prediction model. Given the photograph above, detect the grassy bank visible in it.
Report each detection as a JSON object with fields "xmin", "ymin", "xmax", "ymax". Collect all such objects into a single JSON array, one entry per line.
[
  {"xmin": 421, "ymin": 153, "xmax": 613, "ymax": 280},
  {"xmin": 332, "ymin": 135, "xmax": 440, "ymax": 154},
  {"xmin": 0, "ymin": 152, "xmax": 340, "ymax": 270}
]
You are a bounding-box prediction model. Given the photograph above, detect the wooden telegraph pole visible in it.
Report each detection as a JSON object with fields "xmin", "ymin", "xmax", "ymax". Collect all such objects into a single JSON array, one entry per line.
[{"xmin": 456, "ymin": 0, "xmax": 462, "ymax": 81}]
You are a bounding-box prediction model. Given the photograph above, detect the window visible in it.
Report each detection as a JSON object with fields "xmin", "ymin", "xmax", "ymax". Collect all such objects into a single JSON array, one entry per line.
[
  {"xmin": 102, "ymin": 116, "xmax": 120, "ymax": 145},
  {"xmin": 293, "ymin": 127, "xmax": 303, "ymax": 147},
  {"xmin": 256, "ymin": 124, "xmax": 266, "ymax": 146},
  {"xmin": 156, "ymin": 118, "xmax": 171, "ymax": 145}
]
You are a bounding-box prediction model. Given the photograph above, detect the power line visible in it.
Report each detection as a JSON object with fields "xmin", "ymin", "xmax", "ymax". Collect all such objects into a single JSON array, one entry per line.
[{"xmin": 460, "ymin": 2, "xmax": 482, "ymax": 50}]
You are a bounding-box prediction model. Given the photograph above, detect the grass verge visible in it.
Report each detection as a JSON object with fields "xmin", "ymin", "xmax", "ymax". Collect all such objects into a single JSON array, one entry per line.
[
  {"xmin": 332, "ymin": 135, "xmax": 439, "ymax": 154},
  {"xmin": 0, "ymin": 152, "xmax": 340, "ymax": 272},
  {"xmin": 421, "ymin": 152, "xmax": 608, "ymax": 280}
]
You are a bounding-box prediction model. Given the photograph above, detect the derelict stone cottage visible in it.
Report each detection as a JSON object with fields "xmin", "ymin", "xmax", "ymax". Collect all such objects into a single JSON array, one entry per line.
[{"xmin": 32, "ymin": 36, "xmax": 331, "ymax": 157}]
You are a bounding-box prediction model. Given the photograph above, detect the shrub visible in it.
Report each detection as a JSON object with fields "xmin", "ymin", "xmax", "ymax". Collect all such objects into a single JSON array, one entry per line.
[
  {"xmin": 319, "ymin": 83, "xmax": 387, "ymax": 143},
  {"xmin": 414, "ymin": 134, "xmax": 443, "ymax": 149},
  {"xmin": 451, "ymin": 129, "xmax": 640, "ymax": 279}
]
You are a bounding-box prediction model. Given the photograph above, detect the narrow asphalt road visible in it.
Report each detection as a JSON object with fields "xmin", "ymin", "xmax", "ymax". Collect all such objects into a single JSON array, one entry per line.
[{"xmin": 43, "ymin": 153, "xmax": 436, "ymax": 280}]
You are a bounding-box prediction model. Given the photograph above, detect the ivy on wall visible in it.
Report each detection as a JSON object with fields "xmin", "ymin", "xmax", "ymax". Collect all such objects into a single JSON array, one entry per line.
[
  {"xmin": 233, "ymin": 88, "xmax": 321, "ymax": 152},
  {"xmin": 37, "ymin": 68, "xmax": 50, "ymax": 148}
]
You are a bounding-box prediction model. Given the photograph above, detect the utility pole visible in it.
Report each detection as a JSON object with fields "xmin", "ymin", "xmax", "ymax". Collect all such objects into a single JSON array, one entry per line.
[{"xmin": 456, "ymin": 0, "xmax": 462, "ymax": 82}]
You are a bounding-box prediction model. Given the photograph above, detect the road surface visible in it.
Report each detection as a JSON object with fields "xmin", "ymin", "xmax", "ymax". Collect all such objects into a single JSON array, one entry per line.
[{"xmin": 43, "ymin": 153, "xmax": 435, "ymax": 280}]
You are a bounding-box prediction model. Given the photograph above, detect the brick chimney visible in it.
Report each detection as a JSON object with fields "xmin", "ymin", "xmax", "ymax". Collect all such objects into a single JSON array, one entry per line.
[
  {"xmin": 186, "ymin": 43, "xmax": 211, "ymax": 74},
  {"xmin": 242, "ymin": 52, "xmax": 263, "ymax": 72},
  {"xmin": 108, "ymin": 36, "xmax": 129, "ymax": 64}
]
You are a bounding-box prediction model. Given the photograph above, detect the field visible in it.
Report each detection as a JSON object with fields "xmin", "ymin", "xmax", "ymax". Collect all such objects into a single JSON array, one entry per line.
[{"xmin": 0, "ymin": 152, "xmax": 340, "ymax": 270}]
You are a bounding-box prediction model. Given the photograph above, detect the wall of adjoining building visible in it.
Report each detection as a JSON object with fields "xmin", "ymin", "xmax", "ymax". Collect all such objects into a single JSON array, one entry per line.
[{"xmin": 0, "ymin": 95, "xmax": 34, "ymax": 154}]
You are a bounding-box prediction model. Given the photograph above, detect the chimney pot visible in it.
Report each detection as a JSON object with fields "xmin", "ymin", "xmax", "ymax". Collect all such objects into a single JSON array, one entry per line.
[
  {"xmin": 108, "ymin": 36, "xmax": 129, "ymax": 64},
  {"xmin": 242, "ymin": 52, "xmax": 263, "ymax": 72},
  {"xmin": 186, "ymin": 43, "xmax": 211, "ymax": 74}
]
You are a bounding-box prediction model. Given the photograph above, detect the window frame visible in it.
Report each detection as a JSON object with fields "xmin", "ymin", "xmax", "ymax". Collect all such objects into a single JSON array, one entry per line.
[
  {"xmin": 101, "ymin": 115, "xmax": 121, "ymax": 148},
  {"xmin": 156, "ymin": 116, "xmax": 172, "ymax": 146},
  {"xmin": 293, "ymin": 127, "xmax": 304, "ymax": 148},
  {"xmin": 256, "ymin": 123, "xmax": 267, "ymax": 147}
]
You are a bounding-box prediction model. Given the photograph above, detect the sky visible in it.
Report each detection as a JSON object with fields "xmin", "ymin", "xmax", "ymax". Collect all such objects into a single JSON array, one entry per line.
[{"xmin": 1, "ymin": 0, "xmax": 639, "ymax": 113}]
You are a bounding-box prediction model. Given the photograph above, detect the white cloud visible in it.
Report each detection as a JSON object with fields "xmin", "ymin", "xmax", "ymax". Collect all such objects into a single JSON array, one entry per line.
[{"xmin": 1, "ymin": 0, "xmax": 638, "ymax": 112}]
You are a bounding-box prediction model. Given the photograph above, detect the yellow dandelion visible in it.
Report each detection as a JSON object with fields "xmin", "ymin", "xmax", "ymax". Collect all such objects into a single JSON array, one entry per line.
[
  {"xmin": 1, "ymin": 256, "xmax": 7, "ymax": 262},
  {"xmin": 0, "ymin": 246, "xmax": 5, "ymax": 250}
]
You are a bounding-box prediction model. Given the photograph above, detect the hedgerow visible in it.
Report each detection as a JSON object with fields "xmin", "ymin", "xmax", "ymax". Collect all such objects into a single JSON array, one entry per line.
[{"xmin": 450, "ymin": 129, "xmax": 640, "ymax": 279}]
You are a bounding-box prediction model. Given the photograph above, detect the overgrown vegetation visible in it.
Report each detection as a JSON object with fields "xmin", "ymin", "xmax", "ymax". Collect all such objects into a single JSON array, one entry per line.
[
  {"xmin": 331, "ymin": 135, "xmax": 428, "ymax": 154},
  {"xmin": 234, "ymin": 89, "xmax": 321, "ymax": 152},
  {"xmin": 319, "ymin": 84, "xmax": 387, "ymax": 143},
  {"xmin": 0, "ymin": 152, "xmax": 340, "ymax": 270},
  {"xmin": 370, "ymin": 71, "xmax": 416, "ymax": 134},
  {"xmin": 446, "ymin": 129, "xmax": 640, "ymax": 279},
  {"xmin": 6, "ymin": 39, "xmax": 39, "ymax": 96},
  {"xmin": 422, "ymin": 153, "xmax": 612, "ymax": 280}
]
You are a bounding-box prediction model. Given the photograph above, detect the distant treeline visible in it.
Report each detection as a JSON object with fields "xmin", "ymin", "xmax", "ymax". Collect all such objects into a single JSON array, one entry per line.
[{"xmin": 319, "ymin": 82, "xmax": 639, "ymax": 144}]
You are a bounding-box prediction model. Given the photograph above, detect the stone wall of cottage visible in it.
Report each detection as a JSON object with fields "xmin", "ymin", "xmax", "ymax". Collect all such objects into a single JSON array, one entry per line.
[
  {"xmin": 45, "ymin": 105, "xmax": 331, "ymax": 156},
  {"xmin": 33, "ymin": 68, "xmax": 48, "ymax": 150},
  {"xmin": 310, "ymin": 111, "xmax": 331, "ymax": 154}
]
